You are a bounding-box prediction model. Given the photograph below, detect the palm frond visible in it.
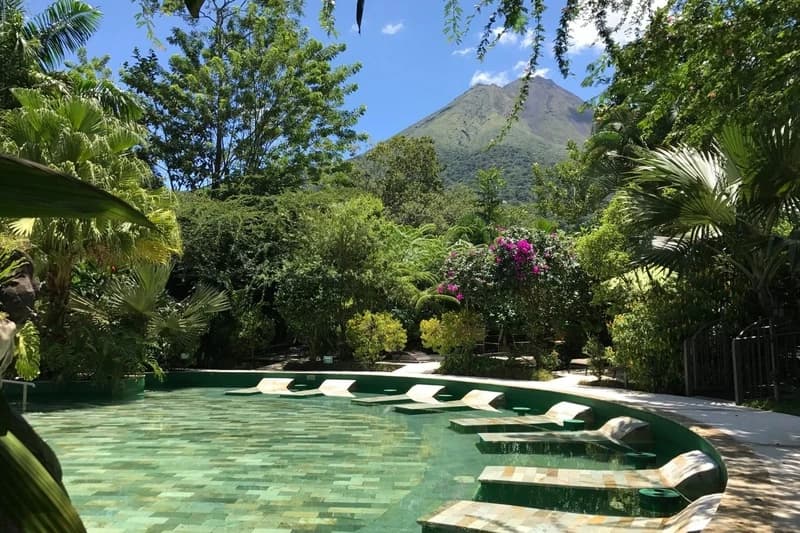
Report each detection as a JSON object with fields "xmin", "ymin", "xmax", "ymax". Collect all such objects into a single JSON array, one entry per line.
[{"xmin": 24, "ymin": 0, "xmax": 101, "ymax": 70}]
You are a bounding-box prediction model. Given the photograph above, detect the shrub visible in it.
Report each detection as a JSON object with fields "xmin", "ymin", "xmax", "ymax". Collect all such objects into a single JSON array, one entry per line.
[
  {"xmin": 539, "ymin": 349, "xmax": 560, "ymax": 372},
  {"xmin": 420, "ymin": 310, "xmax": 485, "ymax": 356},
  {"xmin": 582, "ymin": 336, "xmax": 608, "ymax": 381},
  {"xmin": 346, "ymin": 311, "xmax": 407, "ymax": 365},
  {"xmin": 439, "ymin": 352, "xmax": 532, "ymax": 379}
]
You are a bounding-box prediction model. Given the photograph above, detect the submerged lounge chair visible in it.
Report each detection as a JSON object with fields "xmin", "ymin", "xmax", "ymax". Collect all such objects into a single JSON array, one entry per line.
[
  {"xmin": 351, "ymin": 384, "xmax": 445, "ymax": 406},
  {"xmin": 225, "ymin": 377, "xmax": 295, "ymax": 396},
  {"xmin": 479, "ymin": 450, "xmax": 719, "ymax": 500},
  {"xmin": 478, "ymin": 416, "xmax": 651, "ymax": 452},
  {"xmin": 450, "ymin": 401, "xmax": 594, "ymax": 433},
  {"xmin": 418, "ymin": 492, "xmax": 722, "ymax": 533},
  {"xmin": 278, "ymin": 379, "xmax": 356, "ymax": 398},
  {"xmin": 394, "ymin": 389, "xmax": 505, "ymax": 414}
]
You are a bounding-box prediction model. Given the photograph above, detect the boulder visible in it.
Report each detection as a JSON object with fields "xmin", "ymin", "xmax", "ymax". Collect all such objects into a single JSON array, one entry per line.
[{"xmin": 0, "ymin": 251, "xmax": 38, "ymax": 324}]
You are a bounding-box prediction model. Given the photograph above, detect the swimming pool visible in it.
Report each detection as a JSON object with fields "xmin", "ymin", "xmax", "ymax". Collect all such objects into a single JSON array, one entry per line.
[
  {"xmin": 21, "ymin": 372, "xmax": 726, "ymax": 532},
  {"xmin": 18, "ymin": 371, "xmax": 726, "ymax": 532}
]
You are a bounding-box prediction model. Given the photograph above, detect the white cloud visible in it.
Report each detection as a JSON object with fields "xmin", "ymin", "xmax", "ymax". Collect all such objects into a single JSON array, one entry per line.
[
  {"xmin": 492, "ymin": 27, "xmax": 518, "ymax": 46},
  {"xmin": 568, "ymin": 17, "xmax": 603, "ymax": 53},
  {"xmin": 568, "ymin": 0, "xmax": 668, "ymax": 54},
  {"xmin": 381, "ymin": 22, "xmax": 404, "ymax": 35},
  {"xmin": 452, "ymin": 46, "xmax": 474, "ymax": 56},
  {"xmin": 520, "ymin": 29, "xmax": 535, "ymax": 48},
  {"xmin": 470, "ymin": 70, "xmax": 510, "ymax": 87},
  {"xmin": 512, "ymin": 61, "xmax": 550, "ymax": 78},
  {"xmin": 513, "ymin": 60, "xmax": 529, "ymax": 74}
]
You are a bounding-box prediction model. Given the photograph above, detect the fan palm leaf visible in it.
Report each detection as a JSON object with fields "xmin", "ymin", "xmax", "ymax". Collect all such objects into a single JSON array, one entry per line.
[{"xmin": 628, "ymin": 118, "xmax": 800, "ymax": 314}]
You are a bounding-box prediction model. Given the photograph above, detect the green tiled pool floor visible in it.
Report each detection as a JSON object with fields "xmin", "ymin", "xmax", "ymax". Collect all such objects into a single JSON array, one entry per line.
[{"xmin": 24, "ymin": 388, "xmax": 647, "ymax": 532}]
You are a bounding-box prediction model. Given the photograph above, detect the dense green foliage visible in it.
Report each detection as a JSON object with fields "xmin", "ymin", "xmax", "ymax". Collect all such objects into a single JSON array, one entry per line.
[
  {"xmin": 1, "ymin": 89, "xmax": 181, "ymax": 346},
  {"xmin": 597, "ymin": 0, "xmax": 800, "ymax": 147},
  {"xmin": 0, "ymin": 0, "xmax": 797, "ymax": 398},
  {"xmin": 0, "ymin": 0, "xmax": 101, "ymax": 108},
  {"xmin": 358, "ymin": 136, "xmax": 443, "ymax": 224}
]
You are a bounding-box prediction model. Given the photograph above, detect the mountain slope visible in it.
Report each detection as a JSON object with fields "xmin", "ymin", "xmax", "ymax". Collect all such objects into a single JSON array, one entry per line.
[{"xmin": 398, "ymin": 77, "xmax": 592, "ymax": 201}]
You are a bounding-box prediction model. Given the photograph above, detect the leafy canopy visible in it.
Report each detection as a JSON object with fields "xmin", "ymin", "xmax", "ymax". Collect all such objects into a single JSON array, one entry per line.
[{"xmin": 123, "ymin": 0, "xmax": 365, "ymax": 192}]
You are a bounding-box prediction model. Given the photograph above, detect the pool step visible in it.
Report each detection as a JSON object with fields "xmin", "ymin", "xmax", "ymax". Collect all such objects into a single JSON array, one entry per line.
[
  {"xmin": 478, "ymin": 450, "xmax": 719, "ymax": 499},
  {"xmin": 450, "ymin": 402, "xmax": 593, "ymax": 433},
  {"xmin": 477, "ymin": 416, "xmax": 651, "ymax": 453},
  {"xmin": 418, "ymin": 493, "xmax": 722, "ymax": 532}
]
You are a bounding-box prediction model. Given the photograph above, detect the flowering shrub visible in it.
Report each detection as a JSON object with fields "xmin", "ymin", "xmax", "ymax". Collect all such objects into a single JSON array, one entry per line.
[
  {"xmin": 439, "ymin": 246, "xmax": 496, "ymax": 307},
  {"xmin": 428, "ymin": 227, "xmax": 594, "ymax": 368},
  {"xmin": 491, "ymin": 235, "xmax": 549, "ymax": 281},
  {"xmin": 346, "ymin": 311, "xmax": 407, "ymax": 365}
]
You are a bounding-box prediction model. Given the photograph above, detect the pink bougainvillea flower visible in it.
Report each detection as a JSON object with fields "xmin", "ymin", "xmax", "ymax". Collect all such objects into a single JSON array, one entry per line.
[
  {"xmin": 447, "ymin": 283, "xmax": 458, "ymax": 293},
  {"xmin": 436, "ymin": 285, "xmax": 444, "ymax": 294},
  {"xmin": 456, "ymin": 293, "xmax": 464, "ymax": 301},
  {"xmin": 532, "ymin": 265, "xmax": 541, "ymax": 274}
]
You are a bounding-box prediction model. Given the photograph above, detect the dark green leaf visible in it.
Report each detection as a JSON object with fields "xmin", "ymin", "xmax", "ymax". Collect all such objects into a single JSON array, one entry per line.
[
  {"xmin": 0, "ymin": 397, "xmax": 86, "ymax": 532},
  {"xmin": 0, "ymin": 154, "xmax": 154, "ymax": 228},
  {"xmin": 185, "ymin": 0, "xmax": 203, "ymax": 18},
  {"xmin": 356, "ymin": 0, "xmax": 364, "ymax": 33}
]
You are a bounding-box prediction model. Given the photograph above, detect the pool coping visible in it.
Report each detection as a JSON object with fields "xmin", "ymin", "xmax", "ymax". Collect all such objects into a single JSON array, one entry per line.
[{"xmin": 148, "ymin": 368, "xmax": 793, "ymax": 531}]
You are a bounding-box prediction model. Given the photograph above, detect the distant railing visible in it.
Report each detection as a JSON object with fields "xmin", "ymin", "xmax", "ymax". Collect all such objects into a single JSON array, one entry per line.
[
  {"xmin": 1, "ymin": 379, "xmax": 36, "ymax": 413},
  {"xmin": 684, "ymin": 318, "xmax": 800, "ymax": 403},
  {"xmin": 732, "ymin": 320, "xmax": 800, "ymax": 404},
  {"xmin": 683, "ymin": 322, "xmax": 736, "ymax": 399}
]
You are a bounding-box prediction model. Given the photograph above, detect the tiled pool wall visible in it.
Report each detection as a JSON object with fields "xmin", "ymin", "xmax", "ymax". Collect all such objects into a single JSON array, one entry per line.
[{"xmin": 143, "ymin": 370, "xmax": 728, "ymax": 484}]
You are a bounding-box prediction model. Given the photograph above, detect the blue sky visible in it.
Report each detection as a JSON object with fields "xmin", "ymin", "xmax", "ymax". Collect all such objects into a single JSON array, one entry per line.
[{"xmin": 25, "ymin": 1, "xmax": 610, "ymax": 146}]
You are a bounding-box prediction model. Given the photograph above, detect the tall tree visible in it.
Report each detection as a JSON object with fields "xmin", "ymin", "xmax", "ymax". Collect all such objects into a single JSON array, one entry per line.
[
  {"xmin": 359, "ymin": 136, "xmax": 443, "ymax": 222},
  {"xmin": 531, "ymin": 141, "xmax": 608, "ymax": 228},
  {"xmin": 122, "ymin": 0, "xmax": 365, "ymax": 192},
  {"xmin": 475, "ymin": 167, "xmax": 506, "ymax": 227}
]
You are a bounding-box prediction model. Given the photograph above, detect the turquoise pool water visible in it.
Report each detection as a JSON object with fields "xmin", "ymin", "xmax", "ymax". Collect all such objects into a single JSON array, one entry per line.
[{"xmin": 25, "ymin": 388, "xmax": 656, "ymax": 532}]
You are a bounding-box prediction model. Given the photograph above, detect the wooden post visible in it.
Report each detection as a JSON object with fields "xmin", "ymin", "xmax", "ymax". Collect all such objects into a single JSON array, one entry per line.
[
  {"xmin": 732, "ymin": 338, "xmax": 743, "ymax": 404},
  {"xmin": 683, "ymin": 337, "xmax": 692, "ymax": 396}
]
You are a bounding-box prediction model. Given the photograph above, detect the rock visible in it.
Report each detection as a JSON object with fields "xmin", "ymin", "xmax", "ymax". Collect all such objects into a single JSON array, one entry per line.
[{"xmin": 0, "ymin": 251, "xmax": 38, "ymax": 324}]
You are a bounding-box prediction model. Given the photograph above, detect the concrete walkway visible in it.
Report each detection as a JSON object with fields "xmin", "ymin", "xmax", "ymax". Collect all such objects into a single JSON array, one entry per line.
[{"xmin": 396, "ymin": 365, "xmax": 799, "ymax": 531}]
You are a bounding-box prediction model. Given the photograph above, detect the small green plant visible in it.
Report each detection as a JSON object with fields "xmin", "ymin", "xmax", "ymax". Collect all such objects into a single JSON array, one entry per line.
[
  {"xmin": 583, "ymin": 336, "xmax": 608, "ymax": 381},
  {"xmin": 538, "ymin": 349, "xmax": 560, "ymax": 372},
  {"xmin": 346, "ymin": 311, "xmax": 407, "ymax": 365},
  {"xmin": 420, "ymin": 310, "xmax": 485, "ymax": 355},
  {"xmin": 13, "ymin": 321, "xmax": 40, "ymax": 381}
]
